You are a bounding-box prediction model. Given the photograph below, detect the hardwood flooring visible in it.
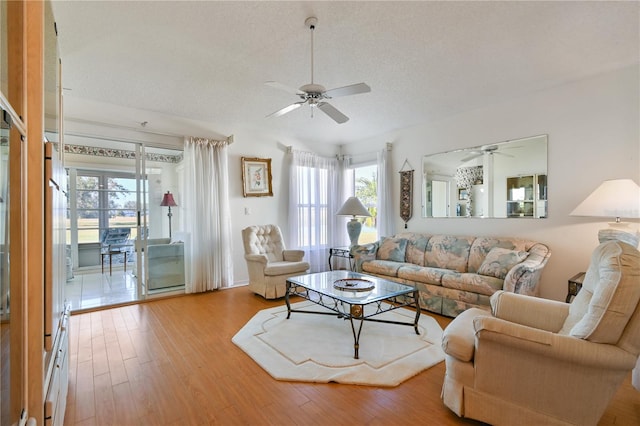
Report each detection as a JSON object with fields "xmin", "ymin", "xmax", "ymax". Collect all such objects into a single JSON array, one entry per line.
[{"xmin": 64, "ymin": 286, "xmax": 640, "ymax": 426}]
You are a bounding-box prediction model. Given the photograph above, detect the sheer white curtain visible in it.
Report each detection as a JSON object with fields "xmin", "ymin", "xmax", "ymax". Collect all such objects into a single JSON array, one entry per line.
[
  {"xmin": 288, "ymin": 150, "xmax": 341, "ymax": 272},
  {"xmin": 336, "ymin": 155, "xmax": 353, "ymax": 247},
  {"xmin": 377, "ymin": 144, "xmax": 395, "ymax": 238},
  {"xmin": 182, "ymin": 136, "xmax": 233, "ymax": 293}
]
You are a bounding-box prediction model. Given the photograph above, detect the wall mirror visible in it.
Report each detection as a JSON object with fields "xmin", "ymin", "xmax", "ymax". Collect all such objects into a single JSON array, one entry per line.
[{"xmin": 422, "ymin": 134, "xmax": 547, "ymax": 218}]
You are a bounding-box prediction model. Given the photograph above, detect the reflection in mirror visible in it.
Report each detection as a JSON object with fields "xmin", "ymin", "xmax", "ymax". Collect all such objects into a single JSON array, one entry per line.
[{"xmin": 422, "ymin": 135, "xmax": 547, "ymax": 218}]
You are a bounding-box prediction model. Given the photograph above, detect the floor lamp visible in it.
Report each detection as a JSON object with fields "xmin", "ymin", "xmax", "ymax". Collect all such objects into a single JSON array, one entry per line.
[{"xmin": 160, "ymin": 191, "xmax": 178, "ymax": 239}]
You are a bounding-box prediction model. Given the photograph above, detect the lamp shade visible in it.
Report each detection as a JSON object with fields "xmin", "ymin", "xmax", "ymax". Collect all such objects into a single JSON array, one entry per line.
[
  {"xmin": 160, "ymin": 191, "xmax": 177, "ymax": 207},
  {"xmin": 570, "ymin": 179, "xmax": 640, "ymax": 220},
  {"xmin": 336, "ymin": 197, "xmax": 371, "ymax": 217}
]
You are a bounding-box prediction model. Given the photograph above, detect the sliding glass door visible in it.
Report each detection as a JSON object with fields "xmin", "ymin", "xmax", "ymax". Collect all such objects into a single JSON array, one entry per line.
[{"xmin": 64, "ymin": 135, "xmax": 184, "ymax": 309}]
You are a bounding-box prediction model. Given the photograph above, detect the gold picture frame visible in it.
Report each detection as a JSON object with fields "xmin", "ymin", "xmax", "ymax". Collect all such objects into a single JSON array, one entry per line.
[{"xmin": 241, "ymin": 157, "xmax": 273, "ymax": 197}]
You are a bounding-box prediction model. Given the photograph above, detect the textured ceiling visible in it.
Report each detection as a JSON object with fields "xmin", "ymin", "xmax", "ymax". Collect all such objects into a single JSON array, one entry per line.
[{"xmin": 51, "ymin": 1, "xmax": 639, "ymax": 146}]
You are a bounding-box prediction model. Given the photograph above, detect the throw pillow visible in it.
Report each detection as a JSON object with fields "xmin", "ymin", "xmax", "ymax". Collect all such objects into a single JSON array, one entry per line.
[
  {"xmin": 478, "ymin": 247, "xmax": 529, "ymax": 280},
  {"xmin": 377, "ymin": 237, "xmax": 408, "ymax": 263}
]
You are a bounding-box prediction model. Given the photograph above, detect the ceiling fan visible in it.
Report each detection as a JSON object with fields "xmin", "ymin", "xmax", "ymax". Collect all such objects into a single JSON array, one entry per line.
[
  {"xmin": 265, "ymin": 17, "xmax": 371, "ymax": 124},
  {"xmin": 461, "ymin": 145, "xmax": 515, "ymax": 162}
]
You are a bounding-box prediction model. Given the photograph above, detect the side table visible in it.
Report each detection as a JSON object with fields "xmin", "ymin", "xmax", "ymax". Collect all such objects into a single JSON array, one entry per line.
[
  {"xmin": 566, "ymin": 272, "xmax": 585, "ymax": 303},
  {"xmin": 328, "ymin": 246, "xmax": 354, "ymax": 271},
  {"xmin": 101, "ymin": 247, "xmax": 129, "ymax": 275}
]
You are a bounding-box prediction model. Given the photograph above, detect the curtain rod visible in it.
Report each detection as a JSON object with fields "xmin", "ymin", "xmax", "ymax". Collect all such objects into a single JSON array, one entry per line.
[{"xmin": 287, "ymin": 141, "xmax": 392, "ymax": 157}]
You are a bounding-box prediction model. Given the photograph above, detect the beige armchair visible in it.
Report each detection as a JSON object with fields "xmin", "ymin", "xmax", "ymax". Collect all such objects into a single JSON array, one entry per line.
[
  {"xmin": 441, "ymin": 239, "xmax": 640, "ymax": 426},
  {"xmin": 241, "ymin": 224, "xmax": 310, "ymax": 299}
]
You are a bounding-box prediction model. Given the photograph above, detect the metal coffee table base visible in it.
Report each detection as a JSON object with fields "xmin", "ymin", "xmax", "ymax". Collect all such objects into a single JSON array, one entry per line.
[{"xmin": 285, "ymin": 281, "xmax": 420, "ymax": 359}]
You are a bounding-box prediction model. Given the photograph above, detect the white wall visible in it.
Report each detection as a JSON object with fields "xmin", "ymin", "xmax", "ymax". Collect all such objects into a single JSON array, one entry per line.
[{"xmin": 342, "ymin": 65, "xmax": 640, "ymax": 302}]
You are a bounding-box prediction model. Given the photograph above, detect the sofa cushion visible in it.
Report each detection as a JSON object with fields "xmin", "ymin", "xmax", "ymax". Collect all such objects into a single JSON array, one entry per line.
[
  {"xmin": 424, "ymin": 235, "xmax": 474, "ymax": 273},
  {"xmin": 397, "ymin": 265, "xmax": 446, "ymax": 285},
  {"xmin": 264, "ymin": 261, "xmax": 310, "ymax": 276},
  {"xmin": 560, "ymin": 241, "xmax": 640, "ymax": 343},
  {"xmin": 468, "ymin": 237, "xmax": 535, "ymax": 273},
  {"xmin": 362, "ymin": 260, "xmax": 404, "ymax": 277},
  {"xmin": 377, "ymin": 237, "xmax": 408, "ymax": 262},
  {"xmin": 402, "ymin": 233, "xmax": 431, "ymax": 266},
  {"xmin": 442, "ymin": 271, "xmax": 504, "ymax": 296},
  {"xmin": 477, "ymin": 247, "xmax": 529, "ymax": 279}
]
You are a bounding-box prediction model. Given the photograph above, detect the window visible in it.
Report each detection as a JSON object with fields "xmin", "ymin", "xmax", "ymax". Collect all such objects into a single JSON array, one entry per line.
[
  {"xmin": 292, "ymin": 165, "xmax": 331, "ymax": 248},
  {"xmin": 353, "ymin": 163, "xmax": 378, "ymax": 243},
  {"xmin": 289, "ymin": 151, "xmax": 340, "ymax": 272},
  {"xmin": 67, "ymin": 170, "xmax": 148, "ymax": 243}
]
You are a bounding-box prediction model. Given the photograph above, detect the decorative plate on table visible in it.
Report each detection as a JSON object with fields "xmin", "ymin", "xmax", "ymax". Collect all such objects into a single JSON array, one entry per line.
[{"xmin": 333, "ymin": 278, "xmax": 375, "ymax": 292}]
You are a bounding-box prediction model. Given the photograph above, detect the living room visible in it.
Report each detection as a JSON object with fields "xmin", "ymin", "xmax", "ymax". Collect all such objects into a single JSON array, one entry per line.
[
  {"xmin": 51, "ymin": 1, "xmax": 638, "ymax": 307},
  {"xmin": 1, "ymin": 1, "xmax": 638, "ymax": 425}
]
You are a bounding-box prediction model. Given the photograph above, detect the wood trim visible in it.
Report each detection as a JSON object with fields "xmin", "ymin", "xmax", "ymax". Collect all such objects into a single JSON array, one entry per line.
[
  {"xmin": 6, "ymin": 0, "xmax": 26, "ymax": 422},
  {"xmin": 25, "ymin": 0, "xmax": 45, "ymax": 423}
]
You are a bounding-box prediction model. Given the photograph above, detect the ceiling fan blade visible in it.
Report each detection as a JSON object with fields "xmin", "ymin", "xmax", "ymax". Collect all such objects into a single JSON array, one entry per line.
[
  {"xmin": 265, "ymin": 81, "xmax": 306, "ymax": 96},
  {"xmin": 266, "ymin": 102, "xmax": 305, "ymax": 118},
  {"xmin": 324, "ymin": 82, "xmax": 371, "ymax": 99},
  {"xmin": 317, "ymin": 102, "xmax": 349, "ymax": 124}
]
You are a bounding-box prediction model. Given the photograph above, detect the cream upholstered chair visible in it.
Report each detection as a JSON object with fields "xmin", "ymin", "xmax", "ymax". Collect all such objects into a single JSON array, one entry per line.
[
  {"xmin": 441, "ymin": 239, "xmax": 640, "ymax": 426},
  {"xmin": 242, "ymin": 224, "xmax": 310, "ymax": 299}
]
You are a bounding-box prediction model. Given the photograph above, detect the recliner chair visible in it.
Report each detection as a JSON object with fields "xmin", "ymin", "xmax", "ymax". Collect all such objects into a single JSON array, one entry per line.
[
  {"xmin": 241, "ymin": 224, "xmax": 309, "ymax": 299},
  {"xmin": 441, "ymin": 239, "xmax": 640, "ymax": 425}
]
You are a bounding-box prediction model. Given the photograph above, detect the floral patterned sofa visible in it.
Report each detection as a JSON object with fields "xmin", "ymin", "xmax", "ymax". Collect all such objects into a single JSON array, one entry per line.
[{"xmin": 351, "ymin": 233, "xmax": 551, "ymax": 317}]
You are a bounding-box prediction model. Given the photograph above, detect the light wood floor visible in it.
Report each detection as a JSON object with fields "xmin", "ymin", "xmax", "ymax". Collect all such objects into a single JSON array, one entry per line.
[{"xmin": 64, "ymin": 286, "xmax": 640, "ymax": 426}]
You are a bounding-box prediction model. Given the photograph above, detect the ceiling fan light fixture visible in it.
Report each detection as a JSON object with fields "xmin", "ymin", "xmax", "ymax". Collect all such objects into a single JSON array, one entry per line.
[{"xmin": 264, "ymin": 16, "xmax": 371, "ymax": 124}]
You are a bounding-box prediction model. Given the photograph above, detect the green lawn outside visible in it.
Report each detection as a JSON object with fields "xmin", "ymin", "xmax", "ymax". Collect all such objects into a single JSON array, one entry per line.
[
  {"xmin": 67, "ymin": 217, "xmax": 139, "ymax": 243},
  {"xmin": 359, "ymin": 229, "xmax": 378, "ymax": 245}
]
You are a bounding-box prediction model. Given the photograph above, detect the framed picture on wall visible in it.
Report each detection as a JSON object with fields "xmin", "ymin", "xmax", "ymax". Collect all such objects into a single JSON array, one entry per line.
[
  {"xmin": 241, "ymin": 157, "xmax": 273, "ymax": 197},
  {"xmin": 458, "ymin": 188, "xmax": 469, "ymax": 200}
]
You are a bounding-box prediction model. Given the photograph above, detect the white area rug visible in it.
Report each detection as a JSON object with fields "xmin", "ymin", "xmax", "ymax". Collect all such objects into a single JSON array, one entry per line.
[{"xmin": 232, "ymin": 301, "xmax": 445, "ymax": 387}]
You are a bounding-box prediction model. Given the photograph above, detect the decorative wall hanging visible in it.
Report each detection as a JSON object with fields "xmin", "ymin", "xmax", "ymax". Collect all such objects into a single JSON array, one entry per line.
[
  {"xmin": 241, "ymin": 157, "xmax": 273, "ymax": 197},
  {"xmin": 399, "ymin": 160, "xmax": 414, "ymax": 228}
]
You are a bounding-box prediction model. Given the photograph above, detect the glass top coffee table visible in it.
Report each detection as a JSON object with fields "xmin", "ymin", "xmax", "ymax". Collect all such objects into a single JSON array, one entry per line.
[{"xmin": 285, "ymin": 270, "xmax": 421, "ymax": 359}]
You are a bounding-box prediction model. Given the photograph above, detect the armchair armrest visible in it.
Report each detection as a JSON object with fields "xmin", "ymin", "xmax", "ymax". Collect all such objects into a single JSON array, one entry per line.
[
  {"xmin": 283, "ymin": 249, "xmax": 305, "ymax": 262},
  {"xmin": 474, "ymin": 316, "xmax": 636, "ymax": 370},
  {"xmin": 490, "ymin": 290, "xmax": 569, "ymax": 332},
  {"xmin": 244, "ymin": 254, "xmax": 269, "ymax": 265}
]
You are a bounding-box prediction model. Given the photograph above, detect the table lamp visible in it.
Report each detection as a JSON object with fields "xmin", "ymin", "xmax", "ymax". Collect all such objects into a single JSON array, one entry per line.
[
  {"xmin": 570, "ymin": 178, "xmax": 640, "ymax": 247},
  {"xmin": 160, "ymin": 191, "xmax": 178, "ymax": 239},
  {"xmin": 336, "ymin": 196, "xmax": 372, "ymax": 247}
]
